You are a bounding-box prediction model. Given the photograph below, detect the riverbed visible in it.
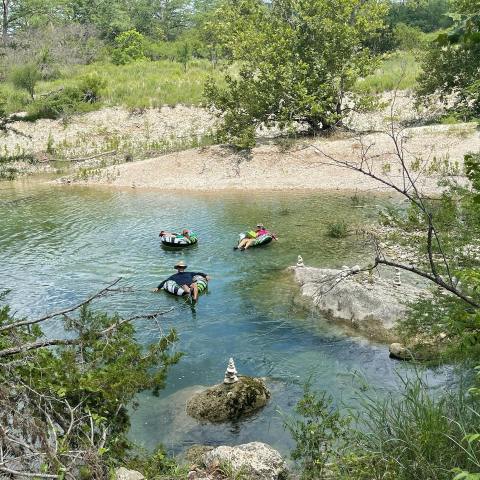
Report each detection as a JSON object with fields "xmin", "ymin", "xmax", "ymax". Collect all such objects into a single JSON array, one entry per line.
[{"xmin": 0, "ymin": 180, "xmax": 452, "ymax": 457}]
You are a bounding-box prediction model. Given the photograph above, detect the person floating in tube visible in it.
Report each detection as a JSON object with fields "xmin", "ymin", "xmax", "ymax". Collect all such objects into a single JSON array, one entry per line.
[
  {"xmin": 234, "ymin": 223, "xmax": 277, "ymax": 250},
  {"xmin": 153, "ymin": 260, "xmax": 209, "ymax": 302}
]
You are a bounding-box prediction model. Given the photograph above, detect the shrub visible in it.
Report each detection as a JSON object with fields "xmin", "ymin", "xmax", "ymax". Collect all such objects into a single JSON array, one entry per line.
[
  {"xmin": 326, "ymin": 221, "xmax": 348, "ymax": 238},
  {"xmin": 111, "ymin": 30, "xmax": 147, "ymax": 65},
  {"xmin": 77, "ymin": 72, "xmax": 107, "ymax": 103},
  {"xmin": 285, "ymin": 383, "xmax": 349, "ymax": 479},
  {"xmin": 27, "ymin": 86, "xmax": 87, "ymax": 120},
  {"xmin": 10, "ymin": 64, "xmax": 41, "ymax": 99}
]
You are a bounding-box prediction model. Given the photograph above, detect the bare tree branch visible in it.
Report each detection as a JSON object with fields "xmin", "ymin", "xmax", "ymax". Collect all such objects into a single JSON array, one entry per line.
[{"xmin": 0, "ymin": 278, "xmax": 122, "ymax": 333}]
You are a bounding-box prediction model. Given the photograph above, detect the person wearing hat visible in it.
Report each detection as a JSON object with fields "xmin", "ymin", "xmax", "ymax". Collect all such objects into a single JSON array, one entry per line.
[
  {"xmin": 153, "ymin": 261, "xmax": 209, "ymax": 301},
  {"xmin": 235, "ymin": 223, "xmax": 275, "ymax": 250}
]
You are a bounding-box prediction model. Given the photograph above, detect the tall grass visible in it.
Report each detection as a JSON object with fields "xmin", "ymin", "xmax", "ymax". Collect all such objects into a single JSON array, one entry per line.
[
  {"xmin": 0, "ymin": 59, "xmax": 226, "ymax": 114},
  {"xmin": 347, "ymin": 378, "xmax": 479, "ymax": 479},
  {"xmin": 355, "ymin": 51, "xmax": 422, "ymax": 94},
  {"xmin": 288, "ymin": 373, "xmax": 480, "ymax": 479},
  {"xmin": 39, "ymin": 60, "xmax": 225, "ymax": 108}
]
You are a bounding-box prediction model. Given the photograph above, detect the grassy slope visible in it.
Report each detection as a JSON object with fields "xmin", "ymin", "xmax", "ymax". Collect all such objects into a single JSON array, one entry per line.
[
  {"xmin": 355, "ymin": 50, "xmax": 421, "ymax": 93},
  {"xmin": 1, "ymin": 59, "xmax": 226, "ymax": 114}
]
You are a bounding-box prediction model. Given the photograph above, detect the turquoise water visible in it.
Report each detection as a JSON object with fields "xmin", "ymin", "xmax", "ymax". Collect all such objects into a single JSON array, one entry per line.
[{"xmin": 0, "ymin": 181, "xmax": 451, "ymax": 457}]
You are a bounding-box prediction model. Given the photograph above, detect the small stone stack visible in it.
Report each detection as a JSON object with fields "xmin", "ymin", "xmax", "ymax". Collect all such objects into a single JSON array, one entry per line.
[
  {"xmin": 224, "ymin": 358, "xmax": 239, "ymax": 384},
  {"xmin": 394, "ymin": 268, "xmax": 401, "ymax": 287}
]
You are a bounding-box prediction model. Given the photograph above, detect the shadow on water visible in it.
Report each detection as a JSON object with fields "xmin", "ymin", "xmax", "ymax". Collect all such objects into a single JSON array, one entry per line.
[{"xmin": 0, "ymin": 182, "xmax": 452, "ymax": 456}]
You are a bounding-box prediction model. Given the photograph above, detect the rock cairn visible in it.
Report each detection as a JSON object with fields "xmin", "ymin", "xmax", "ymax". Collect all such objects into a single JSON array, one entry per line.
[{"xmin": 224, "ymin": 357, "xmax": 239, "ymax": 384}]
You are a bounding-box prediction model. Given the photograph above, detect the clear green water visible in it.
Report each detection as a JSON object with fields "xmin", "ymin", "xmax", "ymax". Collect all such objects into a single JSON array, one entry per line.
[{"xmin": 0, "ymin": 181, "xmax": 450, "ymax": 457}]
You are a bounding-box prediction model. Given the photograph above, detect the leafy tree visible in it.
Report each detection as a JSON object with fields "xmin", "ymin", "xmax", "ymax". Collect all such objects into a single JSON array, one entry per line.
[
  {"xmin": 204, "ymin": 0, "xmax": 388, "ymax": 148},
  {"xmin": 389, "ymin": 0, "xmax": 452, "ymax": 33},
  {"xmin": 111, "ymin": 29, "xmax": 147, "ymax": 64},
  {"xmin": 416, "ymin": 0, "xmax": 480, "ymax": 118},
  {"xmin": 0, "ymin": 281, "xmax": 181, "ymax": 478}
]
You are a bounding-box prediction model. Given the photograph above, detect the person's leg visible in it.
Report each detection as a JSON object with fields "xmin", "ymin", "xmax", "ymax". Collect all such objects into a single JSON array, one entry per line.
[
  {"xmin": 190, "ymin": 282, "xmax": 199, "ymax": 301},
  {"xmin": 181, "ymin": 284, "xmax": 191, "ymax": 295},
  {"xmin": 237, "ymin": 238, "xmax": 248, "ymax": 249},
  {"xmin": 244, "ymin": 238, "xmax": 255, "ymax": 249}
]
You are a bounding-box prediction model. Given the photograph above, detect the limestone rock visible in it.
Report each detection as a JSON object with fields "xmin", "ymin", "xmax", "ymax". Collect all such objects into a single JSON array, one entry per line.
[
  {"xmin": 115, "ymin": 467, "xmax": 144, "ymax": 480},
  {"xmin": 389, "ymin": 342, "xmax": 413, "ymax": 360},
  {"xmin": 186, "ymin": 376, "xmax": 270, "ymax": 422},
  {"xmin": 202, "ymin": 442, "xmax": 288, "ymax": 480},
  {"xmin": 292, "ymin": 265, "xmax": 427, "ymax": 342},
  {"xmin": 184, "ymin": 444, "xmax": 215, "ymax": 465}
]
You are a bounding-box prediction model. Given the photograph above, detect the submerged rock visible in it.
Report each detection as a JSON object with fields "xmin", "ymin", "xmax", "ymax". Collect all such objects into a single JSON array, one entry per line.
[
  {"xmin": 202, "ymin": 442, "xmax": 288, "ymax": 480},
  {"xmin": 389, "ymin": 342, "xmax": 413, "ymax": 360},
  {"xmin": 186, "ymin": 376, "xmax": 270, "ymax": 423}
]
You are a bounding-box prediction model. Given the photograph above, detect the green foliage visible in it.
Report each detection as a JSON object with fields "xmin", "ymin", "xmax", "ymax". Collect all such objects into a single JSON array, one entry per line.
[
  {"xmin": 112, "ymin": 29, "xmax": 147, "ymax": 65},
  {"xmin": 381, "ymin": 152, "xmax": 480, "ymax": 360},
  {"xmin": 205, "ymin": 0, "xmax": 388, "ymax": 148},
  {"xmin": 0, "ymin": 294, "xmax": 182, "ymax": 476},
  {"xmin": 285, "ymin": 383, "xmax": 350, "ymax": 479},
  {"xmin": 177, "ymin": 42, "xmax": 191, "ymax": 72},
  {"xmin": 355, "ymin": 50, "xmax": 421, "ymax": 93},
  {"xmin": 10, "ymin": 63, "xmax": 41, "ymax": 99},
  {"xmin": 389, "ymin": 0, "xmax": 452, "ymax": 33},
  {"xmin": 77, "ymin": 72, "xmax": 107, "ymax": 103},
  {"xmin": 288, "ymin": 375, "xmax": 480, "ymax": 480},
  {"xmin": 326, "ymin": 221, "xmax": 349, "ymax": 239},
  {"xmin": 393, "ymin": 23, "xmax": 428, "ymax": 51},
  {"xmin": 27, "ymin": 86, "xmax": 96, "ymax": 120},
  {"xmin": 417, "ymin": 0, "xmax": 480, "ymax": 118},
  {"xmin": 127, "ymin": 445, "xmax": 189, "ymax": 479},
  {"xmin": 466, "ymin": 153, "xmax": 480, "ymax": 197}
]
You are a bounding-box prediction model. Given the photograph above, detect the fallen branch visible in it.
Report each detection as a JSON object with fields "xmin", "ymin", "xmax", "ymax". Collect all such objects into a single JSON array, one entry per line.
[{"xmin": 59, "ymin": 150, "xmax": 118, "ymax": 163}]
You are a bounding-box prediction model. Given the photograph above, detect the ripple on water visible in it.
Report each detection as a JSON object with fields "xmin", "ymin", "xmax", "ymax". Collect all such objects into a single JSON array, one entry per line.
[{"xmin": 0, "ymin": 183, "xmax": 451, "ymax": 455}]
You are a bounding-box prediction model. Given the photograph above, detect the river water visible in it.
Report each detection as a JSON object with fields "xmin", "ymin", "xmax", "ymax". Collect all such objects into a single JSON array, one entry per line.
[{"xmin": 0, "ymin": 181, "xmax": 451, "ymax": 457}]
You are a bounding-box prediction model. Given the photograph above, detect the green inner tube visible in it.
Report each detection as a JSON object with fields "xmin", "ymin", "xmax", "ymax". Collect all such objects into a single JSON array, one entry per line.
[
  {"xmin": 238, "ymin": 232, "xmax": 273, "ymax": 247},
  {"xmin": 162, "ymin": 275, "xmax": 208, "ymax": 297},
  {"xmin": 161, "ymin": 233, "xmax": 198, "ymax": 247}
]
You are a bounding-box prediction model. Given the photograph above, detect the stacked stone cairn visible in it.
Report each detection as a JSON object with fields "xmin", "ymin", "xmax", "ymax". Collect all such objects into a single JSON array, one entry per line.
[{"xmin": 224, "ymin": 358, "xmax": 239, "ymax": 384}]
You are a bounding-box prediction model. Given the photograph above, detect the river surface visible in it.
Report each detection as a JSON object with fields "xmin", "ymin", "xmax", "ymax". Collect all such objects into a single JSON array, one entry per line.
[{"xmin": 0, "ymin": 180, "xmax": 451, "ymax": 457}]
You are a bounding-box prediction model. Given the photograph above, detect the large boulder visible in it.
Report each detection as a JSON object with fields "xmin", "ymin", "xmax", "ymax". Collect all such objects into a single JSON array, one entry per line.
[
  {"xmin": 202, "ymin": 442, "xmax": 288, "ymax": 480},
  {"xmin": 293, "ymin": 265, "xmax": 427, "ymax": 342},
  {"xmin": 115, "ymin": 467, "xmax": 144, "ymax": 480},
  {"xmin": 186, "ymin": 376, "xmax": 270, "ymax": 423}
]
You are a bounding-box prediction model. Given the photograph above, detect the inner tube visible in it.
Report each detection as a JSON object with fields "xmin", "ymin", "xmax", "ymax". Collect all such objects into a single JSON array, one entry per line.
[
  {"xmin": 238, "ymin": 232, "xmax": 273, "ymax": 247},
  {"xmin": 162, "ymin": 275, "xmax": 208, "ymax": 297},
  {"xmin": 161, "ymin": 233, "xmax": 198, "ymax": 247}
]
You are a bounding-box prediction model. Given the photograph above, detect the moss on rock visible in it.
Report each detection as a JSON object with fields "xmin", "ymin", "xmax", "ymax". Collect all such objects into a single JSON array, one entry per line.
[{"xmin": 186, "ymin": 376, "xmax": 270, "ymax": 423}]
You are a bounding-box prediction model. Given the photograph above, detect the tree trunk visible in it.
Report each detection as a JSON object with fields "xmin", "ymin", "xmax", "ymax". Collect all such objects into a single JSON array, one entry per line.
[{"xmin": 2, "ymin": 0, "xmax": 8, "ymax": 44}]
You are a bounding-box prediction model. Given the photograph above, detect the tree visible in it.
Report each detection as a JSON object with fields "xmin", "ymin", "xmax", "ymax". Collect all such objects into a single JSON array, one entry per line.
[
  {"xmin": 308, "ymin": 96, "xmax": 480, "ymax": 357},
  {"xmin": 416, "ymin": 0, "xmax": 480, "ymax": 119},
  {"xmin": 111, "ymin": 29, "xmax": 147, "ymax": 64},
  {"xmin": 204, "ymin": 0, "xmax": 388, "ymax": 148},
  {"xmin": 0, "ymin": 280, "xmax": 180, "ymax": 478}
]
